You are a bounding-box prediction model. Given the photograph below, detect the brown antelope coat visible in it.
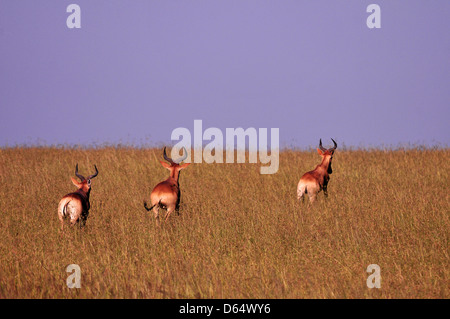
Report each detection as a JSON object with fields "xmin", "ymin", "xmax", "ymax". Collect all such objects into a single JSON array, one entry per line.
[
  {"xmin": 297, "ymin": 139, "xmax": 337, "ymax": 203},
  {"xmin": 144, "ymin": 147, "xmax": 190, "ymax": 224}
]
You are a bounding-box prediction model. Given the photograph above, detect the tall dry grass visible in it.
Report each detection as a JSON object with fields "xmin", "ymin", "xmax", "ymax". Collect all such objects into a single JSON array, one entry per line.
[{"xmin": 0, "ymin": 147, "xmax": 448, "ymax": 298}]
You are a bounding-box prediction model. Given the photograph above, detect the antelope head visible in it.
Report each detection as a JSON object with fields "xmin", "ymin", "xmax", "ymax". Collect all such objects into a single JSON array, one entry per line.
[
  {"xmin": 71, "ymin": 163, "xmax": 99, "ymax": 195},
  {"xmin": 160, "ymin": 146, "xmax": 190, "ymax": 183},
  {"xmin": 317, "ymin": 138, "xmax": 337, "ymax": 174}
]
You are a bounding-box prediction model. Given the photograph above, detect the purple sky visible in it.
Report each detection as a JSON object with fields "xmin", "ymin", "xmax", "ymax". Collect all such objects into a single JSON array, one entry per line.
[{"xmin": 0, "ymin": 1, "xmax": 449, "ymax": 149}]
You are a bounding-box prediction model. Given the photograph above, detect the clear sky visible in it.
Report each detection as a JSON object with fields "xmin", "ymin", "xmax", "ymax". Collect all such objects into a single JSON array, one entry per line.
[{"xmin": 0, "ymin": 1, "xmax": 448, "ymax": 149}]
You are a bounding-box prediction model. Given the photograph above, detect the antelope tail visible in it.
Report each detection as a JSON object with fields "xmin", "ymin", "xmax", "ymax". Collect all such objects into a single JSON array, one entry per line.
[
  {"xmin": 63, "ymin": 200, "xmax": 71, "ymax": 217},
  {"xmin": 297, "ymin": 184, "xmax": 307, "ymax": 201},
  {"xmin": 143, "ymin": 199, "xmax": 162, "ymax": 212}
]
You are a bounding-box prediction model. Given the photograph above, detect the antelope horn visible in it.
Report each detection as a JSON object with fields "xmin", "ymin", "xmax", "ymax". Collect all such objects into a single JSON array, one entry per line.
[
  {"xmin": 75, "ymin": 164, "xmax": 86, "ymax": 181},
  {"xmin": 330, "ymin": 138, "xmax": 337, "ymax": 151},
  {"xmin": 163, "ymin": 147, "xmax": 174, "ymax": 164},
  {"xmin": 319, "ymin": 139, "xmax": 327, "ymax": 152},
  {"xmin": 174, "ymin": 147, "xmax": 188, "ymax": 164},
  {"xmin": 87, "ymin": 165, "xmax": 99, "ymax": 180}
]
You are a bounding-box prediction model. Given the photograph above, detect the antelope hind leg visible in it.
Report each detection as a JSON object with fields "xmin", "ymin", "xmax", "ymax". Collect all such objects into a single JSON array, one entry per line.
[
  {"xmin": 164, "ymin": 205, "xmax": 176, "ymax": 222},
  {"xmin": 153, "ymin": 206, "xmax": 161, "ymax": 226}
]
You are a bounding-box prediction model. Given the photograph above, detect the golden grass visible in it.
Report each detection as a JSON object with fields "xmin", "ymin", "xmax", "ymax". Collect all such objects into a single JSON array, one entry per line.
[{"xmin": 0, "ymin": 147, "xmax": 448, "ymax": 298}]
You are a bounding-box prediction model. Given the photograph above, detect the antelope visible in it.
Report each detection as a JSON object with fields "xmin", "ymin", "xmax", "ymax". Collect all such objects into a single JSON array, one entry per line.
[
  {"xmin": 297, "ymin": 138, "xmax": 337, "ymax": 203},
  {"xmin": 144, "ymin": 147, "xmax": 190, "ymax": 224},
  {"xmin": 58, "ymin": 164, "xmax": 98, "ymax": 230}
]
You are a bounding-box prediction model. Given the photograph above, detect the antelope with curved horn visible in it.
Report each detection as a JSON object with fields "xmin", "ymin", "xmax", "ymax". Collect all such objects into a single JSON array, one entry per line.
[
  {"xmin": 58, "ymin": 164, "xmax": 99, "ymax": 230},
  {"xmin": 144, "ymin": 147, "xmax": 190, "ymax": 224},
  {"xmin": 297, "ymin": 139, "xmax": 337, "ymax": 203}
]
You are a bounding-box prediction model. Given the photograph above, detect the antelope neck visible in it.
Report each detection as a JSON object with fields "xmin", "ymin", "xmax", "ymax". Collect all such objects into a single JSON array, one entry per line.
[
  {"xmin": 169, "ymin": 170, "xmax": 180, "ymax": 184},
  {"xmin": 76, "ymin": 188, "xmax": 90, "ymax": 199},
  {"xmin": 320, "ymin": 156, "xmax": 331, "ymax": 170}
]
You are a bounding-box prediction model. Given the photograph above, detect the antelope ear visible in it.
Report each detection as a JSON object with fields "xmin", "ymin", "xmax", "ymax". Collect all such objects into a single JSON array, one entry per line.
[
  {"xmin": 71, "ymin": 177, "xmax": 82, "ymax": 188},
  {"xmin": 160, "ymin": 161, "xmax": 172, "ymax": 169},
  {"xmin": 179, "ymin": 163, "xmax": 190, "ymax": 170},
  {"xmin": 317, "ymin": 148, "xmax": 324, "ymax": 155}
]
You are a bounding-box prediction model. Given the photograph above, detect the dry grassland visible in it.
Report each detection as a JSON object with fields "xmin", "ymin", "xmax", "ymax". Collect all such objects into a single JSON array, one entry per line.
[{"xmin": 0, "ymin": 147, "xmax": 448, "ymax": 298}]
